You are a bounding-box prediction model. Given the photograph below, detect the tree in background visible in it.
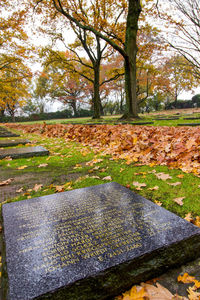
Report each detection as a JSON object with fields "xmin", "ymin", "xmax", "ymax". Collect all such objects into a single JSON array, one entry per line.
[
  {"xmin": 167, "ymin": 0, "xmax": 200, "ymax": 79},
  {"xmin": 0, "ymin": 59, "xmax": 32, "ymax": 121},
  {"xmin": 32, "ymin": 0, "xmax": 142, "ymax": 118}
]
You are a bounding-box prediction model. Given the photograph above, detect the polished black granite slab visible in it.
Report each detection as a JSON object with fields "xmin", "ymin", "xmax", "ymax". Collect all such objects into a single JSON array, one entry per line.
[
  {"xmin": 0, "ymin": 139, "xmax": 30, "ymax": 147},
  {"xmin": 178, "ymin": 123, "xmax": 200, "ymax": 126},
  {"xmin": 0, "ymin": 126, "xmax": 20, "ymax": 137},
  {"xmin": 0, "ymin": 146, "xmax": 49, "ymax": 159},
  {"xmin": 2, "ymin": 182, "xmax": 200, "ymax": 300}
]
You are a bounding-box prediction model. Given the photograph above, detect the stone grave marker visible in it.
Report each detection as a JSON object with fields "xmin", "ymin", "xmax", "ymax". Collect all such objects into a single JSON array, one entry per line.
[
  {"xmin": 178, "ymin": 123, "xmax": 200, "ymax": 126},
  {"xmin": 0, "ymin": 146, "xmax": 49, "ymax": 159},
  {"xmin": 0, "ymin": 139, "xmax": 30, "ymax": 148},
  {"xmin": 2, "ymin": 182, "xmax": 200, "ymax": 300},
  {"xmin": 0, "ymin": 126, "xmax": 20, "ymax": 137}
]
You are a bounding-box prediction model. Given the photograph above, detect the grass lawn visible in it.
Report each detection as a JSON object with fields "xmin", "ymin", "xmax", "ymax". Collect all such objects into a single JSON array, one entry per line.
[
  {"xmin": 1, "ymin": 118, "xmax": 200, "ymax": 299},
  {"xmin": 1, "ymin": 130, "xmax": 199, "ymax": 219}
]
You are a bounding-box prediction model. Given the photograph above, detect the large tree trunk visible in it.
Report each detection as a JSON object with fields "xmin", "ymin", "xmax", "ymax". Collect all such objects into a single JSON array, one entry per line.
[
  {"xmin": 71, "ymin": 100, "xmax": 77, "ymax": 117},
  {"xmin": 92, "ymin": 66, "xmax": 101, "ymax": 119},
  {"xmin": 121, "ymin": 0, "xmax": 141, "ymax": 119}
]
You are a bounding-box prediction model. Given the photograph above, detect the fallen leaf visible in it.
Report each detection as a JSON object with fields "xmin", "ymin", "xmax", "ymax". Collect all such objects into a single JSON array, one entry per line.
[
  {"xmin": 194, "ymin": 216, "xmax": 200, "ymax": 227},
  {"xmin": 154, "ymin": 200, "xmax": 162, "ymax": 206},
  {"xmin": 38, "ymin": 163, "xmax": 48, "ymax": 168},
  {"xmin": 155, "ymin": 172, "xmax": 172, "ymax": 181},
  {"xmin": 16, "ymin": 187, "xmax": 24, "ymax": 193},
  {"xmin": 177, "ymin": 174, "xmax": 184, "ymax": 178},
  {"xmin": 184, "ymin": 213, "xmax": 193, "ymax": 222},
  {"xmin": 167, "ymin": 182, "xmax": 181, "ymax": 186},
  {"xmin": 141, "ymin": 282, "xmax": 174, "ymax": 299},
  {"xmin": 33, "ymin": 184, "xmax": 43, "ymax": 192},
  {"xmin": 55, "ymin": 185, "xmax": 64, "ymax": 192},
  {"xmin": 148, "ymin": 186, "xmax": 159, "ymax": 191},
  {"xmin": 187, "ymin": 286, "xmax": 200, "ymax": 300},
  {"xmin": 17, "ymin": 165, "xmax": 28, "ymax": 170},
  {"xmin": 173, "ymin": 197, "xmax": 185, "ymax": 206},
  {"xmin": 178, "ymin": 273, "xmax": 195, "ymax": 283},
  {"xmin": 3, "ymin": 156, "xmax": 12, "ymax": 161},
  {"xmin": 132, "ymin": 182, "xmax": 147, "ymax": 190},
  {"xmin": 0, "ymin": 178, "xmax": 14, "ymax": 186},
  {"xmin": 102, "ymin": 176, "xmax": 112, "ymax": 181}
]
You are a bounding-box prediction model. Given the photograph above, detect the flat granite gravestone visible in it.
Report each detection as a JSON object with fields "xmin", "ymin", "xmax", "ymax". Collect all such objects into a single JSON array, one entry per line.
[
  {"xmin": 2, "ymin": 182, "xmax": 200, "ymax": 300},
  {"xmin": 178, "ymin": 123, "xmax": 200, "ymax": 126},
  {"xmin": 0, "ymin": 139, "xmax": 30, "ymax": 147},
  {"xmin": 0, "ymin": 126, "xmax": 20, "ymax": 137},
  {"xmin": 0, "ymin": 146, "xmax": 49, "ymax": 159}
]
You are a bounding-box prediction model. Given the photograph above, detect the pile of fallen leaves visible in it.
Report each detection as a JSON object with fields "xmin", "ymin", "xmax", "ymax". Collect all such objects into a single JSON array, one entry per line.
[
  {"xmin": 5, "ymin": 123, "xmax": 200, "ymax": 174},
  {"xmin": 116, "ymin": 273, "xmax": 200, "ymax": 300}
]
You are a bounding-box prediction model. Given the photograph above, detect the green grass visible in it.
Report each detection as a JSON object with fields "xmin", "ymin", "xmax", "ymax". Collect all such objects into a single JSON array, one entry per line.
[
  {"xmin": 3, "ymin": 111, "xmax": 200, "ymax": 127},
  {"xmin": 1, "ymin": 131, "xmax": 200, "ymax": 219}
]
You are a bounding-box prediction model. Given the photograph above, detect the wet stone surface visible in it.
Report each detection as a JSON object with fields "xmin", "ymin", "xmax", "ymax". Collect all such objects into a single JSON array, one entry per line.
[
  {"xmin": 0, "ymin": 146, "xmax": 49, "ymax": 159},
  {"xmin": 178, "ymin": 123, "xmax": 200, "ymax": 126},
  {"xmin": 2, "ymin": 182, "xmax": 200, "ymax": 300},
  {"xmin": 0, "ymin": 139, "xmax": 30, "ymax": 148},
  {"xmin": 0, "ymin": 127, "xmax": 20, "ymax": 137}
]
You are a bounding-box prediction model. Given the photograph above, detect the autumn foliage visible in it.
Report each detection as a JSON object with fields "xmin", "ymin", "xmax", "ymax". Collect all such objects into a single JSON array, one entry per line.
[{"xmin": 6, "ymin": 123, "xmax": 200, "ymax": 175}]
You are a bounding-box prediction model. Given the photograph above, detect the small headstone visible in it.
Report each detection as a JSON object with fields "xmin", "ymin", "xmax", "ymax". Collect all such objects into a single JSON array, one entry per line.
[
  {"xmin": 3, "ymin": 182, "xmax": 200, "ymax": 300},
  {"xmin": 183, "ymin": 117, "xmax": 200, "ymax": 120},
  {"xmin": 0, "ymin": 146, "xmax": 49, "ymax": 159},
  {"xmin": 153, "ymin": 117, "xmax": 179, "ymax": 120},
  {"xmin": 0, "ymin": 126, "xmax": 20, "ymax": 137},
  {"xmin": 178, "ymin": 123, "xmax": 200, "ymax": 127},
  {"xmin": 0, "ymin": 139, "xmax": 30, "ymax": 148},
  {"xmin": 114, "ymin": 121, "xmax": 154, "ymax": 125}
]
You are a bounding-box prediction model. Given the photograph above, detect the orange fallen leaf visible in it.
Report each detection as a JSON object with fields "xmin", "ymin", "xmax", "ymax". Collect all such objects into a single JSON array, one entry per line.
[
  {"xmin": 0, "ymin": 178, "xmax": 14, "ymax": 186},
  {"xmin": 194, "ymin": 216, "xmax": 200, "ymax": 227},
  {"xmin": 173, "ymin": 197, "xmax": 185, "ymax": 206},
  {"xmin": 177, "ymin": 174, "xmax": 184, "ymax": 178},
  {"xmin": 55, "ymin": 185, "xmax": 64, "ymax": 192},
  {"xmin": 177, "ymin": 273, "xmax": 195, "ymax": 283}
]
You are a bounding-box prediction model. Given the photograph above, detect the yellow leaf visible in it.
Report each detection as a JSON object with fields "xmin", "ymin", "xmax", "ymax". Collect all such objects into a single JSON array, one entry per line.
[
  {"xmin": 133, "ymin": 136, "xmax": 137, "ymax": 144},
  {"xmin": 17, "ymin": 165, "xmax": 27, "ymax": 170},
  {"xmin": 184, "ymin": 213, "xmax": 193, "ymax": 222}
]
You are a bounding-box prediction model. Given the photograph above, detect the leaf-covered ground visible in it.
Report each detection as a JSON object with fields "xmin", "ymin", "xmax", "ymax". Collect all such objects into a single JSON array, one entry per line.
[
  {"xmin": 6, "ymin": 123, "xmax": 200, "ymax": 175},
  {"xmin": 1, "ymin": 124, "xmax": 200, "ymax": 299}
]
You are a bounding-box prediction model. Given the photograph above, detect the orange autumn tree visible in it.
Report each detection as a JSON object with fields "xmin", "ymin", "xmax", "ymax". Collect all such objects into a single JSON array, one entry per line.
[{"xmin": 0, "ymin": 0, "xmax": 32, "ymax": 118}]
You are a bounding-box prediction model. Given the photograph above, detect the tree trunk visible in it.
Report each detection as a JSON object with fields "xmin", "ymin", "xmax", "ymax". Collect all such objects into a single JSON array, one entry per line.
[
  {"xmin": 92, "ymin": 66, "xmax": 101, "ymax": 119},
  {"xmin": 121, "ymin": 0, "xmax": 141, "ymax": 119},
  {"xmin": 71, "ymin": 100, "xmax": 77, "ymax": 117}
]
